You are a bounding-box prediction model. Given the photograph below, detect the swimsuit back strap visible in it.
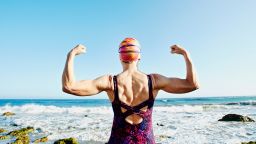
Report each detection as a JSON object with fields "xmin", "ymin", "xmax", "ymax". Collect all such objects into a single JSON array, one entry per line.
[
  {"xmin": 147, "ymin": 74, "xmax": 155, "ymax": 108},
  {"xmin": 113, "ymin": 75, "xmax": 120, "ymax": 104},
  {"xmin": 147, "ymin": 74, "xmax": 154, "ymax": 101}
]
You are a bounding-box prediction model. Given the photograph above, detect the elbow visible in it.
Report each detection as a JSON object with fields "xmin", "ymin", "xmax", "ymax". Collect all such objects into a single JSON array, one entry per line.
[
  {"xmin": 62, "ymin": 86, "xmax": 71, "ymax": 94},
  {"xmin": 193, "ymin": 85, "xmax": 199, "ymax": 91},
  {"xmin": 62, "ymin": 85, "xmax": 75, "ymax": 94},
  {"xmin": 191, "ymin": 82, "xmax": 200, "ymax": 91},
  {"xmin": 187, "ymin": 80, "xmax": 200, "ymax": 91}
]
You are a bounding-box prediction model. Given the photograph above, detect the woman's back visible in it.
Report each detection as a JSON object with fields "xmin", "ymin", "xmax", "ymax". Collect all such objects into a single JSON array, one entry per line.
[
  {"xmin": 107, "ymin": 71, "xmax": 156, "ymax": 144},
  {"xmin": 110, "ymin": 71, "xmax": 154, "ymax": 124}
]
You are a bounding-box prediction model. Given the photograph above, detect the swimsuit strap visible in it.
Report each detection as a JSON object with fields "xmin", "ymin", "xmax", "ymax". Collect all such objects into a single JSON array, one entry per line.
[
  {"xmin": 147, "ymin": 74, "xmax": 154, "ymax": 100},
  {"xmin": 146, "ymin": 74, "xmax": 155, "ymax": 109},
  {"xmin": 113, "ymin": 75, "xmax": 121, "ymax": 104}
]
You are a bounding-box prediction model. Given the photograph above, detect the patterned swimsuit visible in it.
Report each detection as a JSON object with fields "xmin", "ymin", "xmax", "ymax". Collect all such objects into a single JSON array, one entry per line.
[{"xmin": 107, "ymin": 75, "xmax": 156, "ymax": 144}]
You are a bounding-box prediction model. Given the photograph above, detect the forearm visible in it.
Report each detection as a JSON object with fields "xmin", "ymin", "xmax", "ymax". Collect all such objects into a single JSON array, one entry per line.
[
  {"xmin": 183, "ymin": 52, "xmax": 199, "ymax": 88},
  {"xmin": 62, "ymin": 51, "xmax": 76, "ymax": 89}
]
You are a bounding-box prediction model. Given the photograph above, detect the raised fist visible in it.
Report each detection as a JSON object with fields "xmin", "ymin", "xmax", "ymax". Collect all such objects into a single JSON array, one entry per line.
[
  {"xmin": 71, "ymin": 44, "xmax": 86, "ymax": 55},
  {"xmin": 170, "ymin": 45, "xmax": 187, "ymax": 55}
]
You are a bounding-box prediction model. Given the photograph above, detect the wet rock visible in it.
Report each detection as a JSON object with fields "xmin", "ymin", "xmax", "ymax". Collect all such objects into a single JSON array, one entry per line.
[
  {"xmin": 8, "ymin": 126, "xmax": 34, "ymax": 137},
  {"xmin": 33, "ymin": 136, "xmax": 48, "ymax": 143},
  {"xmin": 159, "ymin": 135, "xmax": 171, "ymax": 140},
  {"xmin": 218, "ymin": 114, "xmax": 255, "ymax": 122},
  {"xmin": 2, "ymin": 112, "xmax": 15, "ymax": 116},
  {"xmin": 0, "ymin": 135, "xmax": 10, "ymax": 140},
  {"xmin": 54, "ymin": 137, "xmax": 79, "ymax": 144},
  {"xmin": 157, "ymin": 123, "xmax": 164, "ymax": 126},
  {"xmin": 241, "ymin": 141, "xmax": 256, "ymax": 144},
  {"xmin": 11, "ymin": 134, "xmax": 30, "ymax": 144},
  {"xmin": 10, "ymin": 123, "xmax": 19, "ymax": 127},
  {"xmin": 84, "ymin": 115, "xmax": 88, "ymax": 117},
  {"xmin": 0, "ymin": 128, "xmax": 6, "ymax": 133},
  {"xmin": 159, "ymin": 135, "xmax": 171, "ymax": 138},
  {"xmin": 36, "ymin": 127, "xmax": 43, "ymax": 133}
]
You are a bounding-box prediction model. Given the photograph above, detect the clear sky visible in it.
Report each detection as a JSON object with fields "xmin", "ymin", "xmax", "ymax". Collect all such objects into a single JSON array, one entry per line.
[{"xmin": 0, "ymin": 1, "xmax": 255, "ymax": 99}]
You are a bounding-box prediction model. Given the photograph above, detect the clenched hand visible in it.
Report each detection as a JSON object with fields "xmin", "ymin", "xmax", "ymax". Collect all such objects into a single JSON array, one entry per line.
[
  {"xmin": 70, "ymin": 44, "xmax": 86, "ymax": 56},
  {"xmin": 170, "ymin": 45, "xmax": 187, "ymax": 55}
]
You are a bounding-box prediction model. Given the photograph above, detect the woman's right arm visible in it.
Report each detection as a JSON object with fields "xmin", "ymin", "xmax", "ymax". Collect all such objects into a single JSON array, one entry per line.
[{"xmin": 152, "ymin": 45, "xmax": 199, "ymax": 94}]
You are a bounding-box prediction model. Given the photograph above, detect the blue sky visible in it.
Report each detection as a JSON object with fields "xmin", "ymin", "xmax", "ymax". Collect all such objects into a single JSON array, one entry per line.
[{"xmin": 0, "ymin": 1, "xmax": 255, "ymax": 99}]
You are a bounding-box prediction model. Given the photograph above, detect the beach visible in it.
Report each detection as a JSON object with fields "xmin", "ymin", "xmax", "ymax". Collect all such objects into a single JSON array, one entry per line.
[{"xmin": 0, "ymin": 96, "xmax": 255, "ymax": 144}]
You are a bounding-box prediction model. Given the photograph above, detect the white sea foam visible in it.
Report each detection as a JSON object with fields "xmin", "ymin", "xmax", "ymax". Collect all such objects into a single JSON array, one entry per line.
[
  {"xmin": 0, "ymin": 104, "xmax": 112, "ymax": 115},
  {"xmin": 0, "ymin": 104, "xmax": 255, "ymax": 144}
]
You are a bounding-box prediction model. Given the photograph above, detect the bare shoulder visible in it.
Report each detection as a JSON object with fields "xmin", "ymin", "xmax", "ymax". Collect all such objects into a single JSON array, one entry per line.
[
  {"xmin": 97, "ymin": 74, "xmax": 112, "ymax": 81},
  {"xmin": 149, "ymin": 73, "xmax": 167, "ymax": 90},
  {"xmin": 95, "ymin": 74, "xmax": 113, "ymax": 91}
]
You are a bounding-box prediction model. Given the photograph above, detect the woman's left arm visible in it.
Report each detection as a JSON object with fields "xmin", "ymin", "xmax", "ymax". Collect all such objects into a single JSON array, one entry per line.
[{"xmin": 62, "ymin": 44, "xmax": 112, "ymax": 96}]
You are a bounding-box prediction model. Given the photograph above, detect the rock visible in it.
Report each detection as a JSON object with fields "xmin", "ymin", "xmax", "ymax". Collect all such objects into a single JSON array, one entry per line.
[
  {"xmin": 0, "ymin": 128, "xmax": 6, "ymax": 133},
  {"xmin": 54, "ymin": 137, "xmax": 79, "ymax": 144},
  {"xmin": 33, "ymin": 136, "xmax": 48, "ymax": 143},
  {"xmin": 241, "ymin": 141, "xmax": 256, "ymax": 144},
  {"xmin": 218, "ymin": 114, "xmax": 255, "ymax": 122},
  {"xmin": 2, "ymin": 112, "xmax": 15, "ymax": 116},
  {"xmin": 10, "ymin": 123, "xmax": 19, "ymax": 127},
  {"xmin": 8, "ymin": 126, "xmax": 34, "ymax": 137},
  {"xmin": 157, "ymin": 123, "xmax": 164, "ymax": 126},
  {"xmin": 84, "ymin": 115, "xmax": 88, "ymax": 117},
  {"xmin": 11, "ymin": 134, "xmax": 30, "ymax": 144},
  {"xmin": 36, "ymin": 127, "xmax": 43, "ymax": 133},
  {"xmin": 0, "ymin": 135, "xmax": 10, "ymax": 140},
  {"xmin": 159, "ymin": 135, "xmax": 171, "ymax": 139}
]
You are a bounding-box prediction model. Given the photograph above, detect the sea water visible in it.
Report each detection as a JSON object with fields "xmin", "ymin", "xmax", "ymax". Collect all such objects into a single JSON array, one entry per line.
[{"xmin": 0, "ymin": 96, "xmax": 255, "ymax": 144}]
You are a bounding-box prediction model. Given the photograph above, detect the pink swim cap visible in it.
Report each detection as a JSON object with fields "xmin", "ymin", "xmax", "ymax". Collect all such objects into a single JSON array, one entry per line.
[{"xmin": 119, "ymin": 38, "xmax": 141, "ymax": 62}]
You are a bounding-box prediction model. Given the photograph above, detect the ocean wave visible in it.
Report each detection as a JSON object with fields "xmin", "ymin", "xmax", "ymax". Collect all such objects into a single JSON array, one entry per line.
[
  {"xmin": 0, "ymin": 102, "xmax": 248, "ymax": 116},
  {"xmin": 155, "ymin": 104, "xmax": 231, "ymax": 113},
  {"xmin": 0, "ymin": 104, "xmax": 112, "ymax": 115},
  {"xmin": 225, "ymin": 101, "xmax": 256, "ymax": 106}
]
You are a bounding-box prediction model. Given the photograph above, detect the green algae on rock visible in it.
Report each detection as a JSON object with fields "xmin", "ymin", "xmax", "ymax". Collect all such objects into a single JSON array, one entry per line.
[
  {"xmin": 0, "ymin": 128, "xmax": 6, "ymax": 133},
  {"xmin": 2, "ymin": 112, "xmax": 15, "ymax": 116},
  {"xmin": 8, "ymin": 126, "xmax": 34, "ymax": 137},
  {"xmin": 54, "ymin": 137, "xmax": 79, "ymax": 144},
  {"xmin": 11, "ymin": 134, "xmax": 30, "ymax": 144},
  {"xmin": 241, "ymin": 141, "xmax": 256, "ymax": 144},
  {"xmin": 0, "ymin": 135, "xmax": 10, "ymax": 140},
  {"xmin": 33, "ymin": 136, "xmax": 48, "ymax": 143}
]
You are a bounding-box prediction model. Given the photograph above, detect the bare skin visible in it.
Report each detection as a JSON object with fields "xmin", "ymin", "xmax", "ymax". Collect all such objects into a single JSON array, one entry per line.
[{"xmin": 62, "ymin": 44, "xmax": 199, "ymax": 124}]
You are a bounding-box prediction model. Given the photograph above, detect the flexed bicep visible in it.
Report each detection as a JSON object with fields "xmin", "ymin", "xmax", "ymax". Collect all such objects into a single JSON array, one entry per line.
[
  {"xmin": 152, "ymin": 74, "xmax": 198, "ymax": 94},
  {"xmin": 63, "ymin": 75, "xmax": 112, "ymax": 96}
]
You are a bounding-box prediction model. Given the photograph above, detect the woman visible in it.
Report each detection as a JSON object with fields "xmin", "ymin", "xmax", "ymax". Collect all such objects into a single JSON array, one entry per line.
[{"xmin": 62, "ymin": 38, "xmax": 199, "ymax": 144}]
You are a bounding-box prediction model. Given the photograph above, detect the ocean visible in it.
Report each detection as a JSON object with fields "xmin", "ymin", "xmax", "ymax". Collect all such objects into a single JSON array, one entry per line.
[{"xmin": 0, "ymin": 96, "xmax": 255, "ymax": 144}]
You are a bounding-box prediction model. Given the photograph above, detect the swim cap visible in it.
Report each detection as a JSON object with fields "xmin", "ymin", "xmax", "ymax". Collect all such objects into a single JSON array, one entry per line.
[{"xmin": 119, "ymin": 38, "xmax": 141, "ymax": 62}]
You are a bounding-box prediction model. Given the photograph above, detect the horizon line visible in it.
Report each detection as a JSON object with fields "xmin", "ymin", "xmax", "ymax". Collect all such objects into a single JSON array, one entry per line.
[{"xmin": 0, "ymin": 95, "xmax": 255, "ymax": 100}]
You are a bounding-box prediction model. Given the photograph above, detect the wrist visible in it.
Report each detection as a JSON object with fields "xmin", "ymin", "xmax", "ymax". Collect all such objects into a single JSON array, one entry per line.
[
  {"xmin": 69, "ymin": 49, "xmax": 76, "ymax": 55},
  {"xmin": 182, "ymin": 51, "xmax": 190, "ymax": 58},
  {"xmin": 68, "ymin": 51, "xmax": 76, "ymax": 57}
]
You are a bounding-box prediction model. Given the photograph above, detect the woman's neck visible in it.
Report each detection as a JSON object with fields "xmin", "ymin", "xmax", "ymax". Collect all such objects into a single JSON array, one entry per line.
[{"xmin": 122, "ymin": 61, "xmax": 138, "ymax": 72}]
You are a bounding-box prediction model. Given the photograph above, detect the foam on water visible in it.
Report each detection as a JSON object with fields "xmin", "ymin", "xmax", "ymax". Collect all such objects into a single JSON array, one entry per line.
[
  {"xmin": 0, "ymin": 102, "xmax": 255, "ymax": 144},
  {"xmin": 225, "ymin": 101, "xmax": 256, "ymax": 106}
]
